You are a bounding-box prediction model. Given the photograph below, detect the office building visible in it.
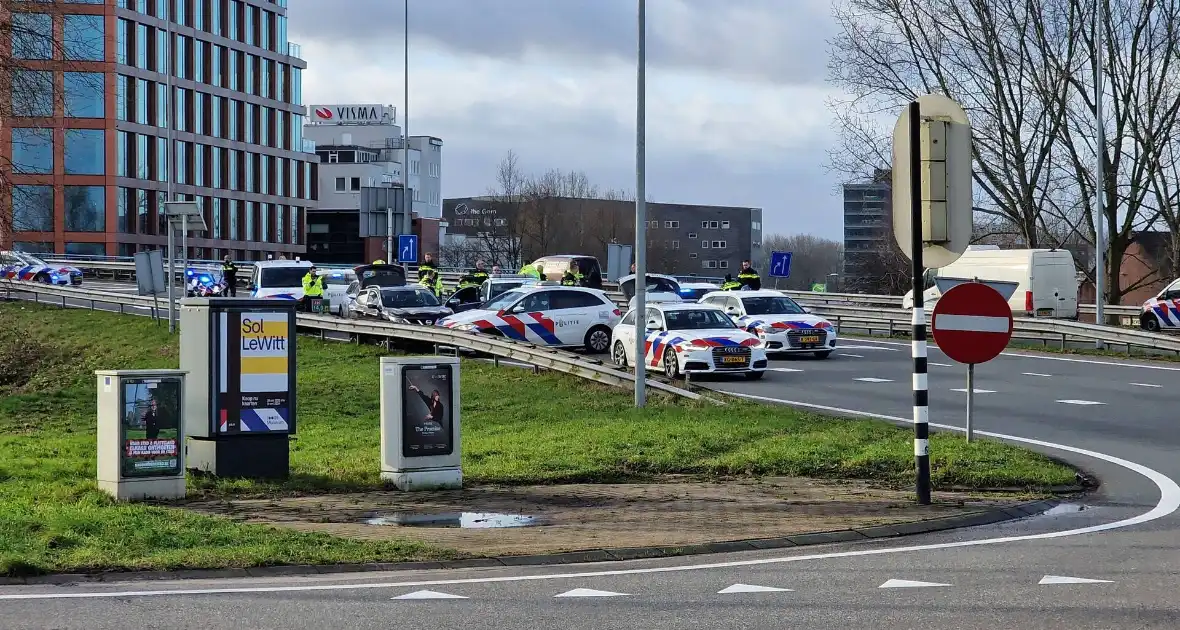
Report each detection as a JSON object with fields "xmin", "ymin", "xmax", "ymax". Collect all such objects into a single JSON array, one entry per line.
[
  {"xmin": 442, "ymin": 196, "xmax": 762, "ymax": 275},
  {"xmin": 842, "ymin": 169, "xmax": 892, "ymax": 289},
  {"xmin": 1, "ymin": 0, "xmax": 317, "ymax": 260},
  {"xmin": 302, "ymin": 104, "xmax": 443, "ymax": 263}
]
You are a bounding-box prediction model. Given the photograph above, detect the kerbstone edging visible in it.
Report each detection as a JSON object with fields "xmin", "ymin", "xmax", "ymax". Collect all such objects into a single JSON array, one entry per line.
[{"xmin": 0, "ymin": 499, "xmax": 1062, "ymax": 586}]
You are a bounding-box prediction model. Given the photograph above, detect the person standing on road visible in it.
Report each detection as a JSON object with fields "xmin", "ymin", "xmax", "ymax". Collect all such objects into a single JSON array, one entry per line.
[
  {"xmin": 491, "ymin": 264, "xmax": 502, "ymax": 275},
  {"xmin": 301, "ymin": 265, "xmax": 326, "ymax": 311},
  {"xmin": 221, "ymin": 255, "xmax": 238, "ymax": 297},
  {"xmin": 561, "ymin": 261, "xmax": 585, "ymax": 286},
  {"xmin": 418, "ymin": 253, "xmax": 437, "ymax": 283},
  {"xmin": 720, "ymin": 274, "xmax": 742, "ymax": 291},
  {"xmin": 737, "ymin": 260, "xmax": 761, "ymax": 290}
]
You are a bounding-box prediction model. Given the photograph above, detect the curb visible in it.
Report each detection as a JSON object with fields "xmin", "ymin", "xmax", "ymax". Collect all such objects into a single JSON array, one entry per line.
[{"xmin": 0, "ymin": 498, "xmax": 1062, "ymax": 586}]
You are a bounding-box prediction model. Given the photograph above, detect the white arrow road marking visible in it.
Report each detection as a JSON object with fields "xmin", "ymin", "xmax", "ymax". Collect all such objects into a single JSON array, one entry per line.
[
  {"xmin": 554, "ymin": 588, "xmax": 628, "ymax": 598},
  {"xmin": 1057, "ymin": 400, "xmax": 1106, "ymax": 405},
  {"xmin": 718, "ymin": 584, "xmax": 792, "ymax": 594},
  {"xmin": 951, "ymin": 388, "xmax": 996, "ymax": 393},
  {"xmin": 1022, "ymin": 372, "xmax": 1052, "ymax": 377},
  {"xmin": 391, "ymin": 590, "xmax": 467, "ymax": 599},
  {"xmin": 1039, "ymin": 575, "xmax": 1114, "ymax": 585},
  {"xmin": 879, "ymin": 579, "xmax": 951, "ymax": 589},
  {"xmin": 854, "ymin": 377, "xmax": 892, "ymax": 383}
]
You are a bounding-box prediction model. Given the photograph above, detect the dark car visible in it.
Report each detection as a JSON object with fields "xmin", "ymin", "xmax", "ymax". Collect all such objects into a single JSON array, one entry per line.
[
  {"xmin": 348, "ymin": 285, "xmax": 453, "ymax": 325},
  {"xmin": 342, "ymin": 263, "xmax": 409, "ymax": 315},
  {"xmin": 531, "ymin": 255, "xmax": 603, "ymax": 289}
]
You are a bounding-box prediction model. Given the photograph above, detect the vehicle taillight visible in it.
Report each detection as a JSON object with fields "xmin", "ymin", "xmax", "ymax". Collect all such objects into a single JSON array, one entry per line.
[
  {"xmin": 612, "ymin": 309, "xmax": 621, "ymax": 317},
  {"xmin": 1025, "ymin": 290, "xmax": 1034, "ymax": 313}
]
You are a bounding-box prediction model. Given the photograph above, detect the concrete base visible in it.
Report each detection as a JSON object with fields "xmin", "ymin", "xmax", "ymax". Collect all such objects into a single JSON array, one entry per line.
[
  {"xmin": 187, "ymin": 435, "xmax": 289, "ymax": 479},
  {"xmin": 97, "ymin": 476, "xmax": 186, "ymax": 501},
  {"xmin": 380, "ymin": 468, "xmax": 463, "ymax": 491}
]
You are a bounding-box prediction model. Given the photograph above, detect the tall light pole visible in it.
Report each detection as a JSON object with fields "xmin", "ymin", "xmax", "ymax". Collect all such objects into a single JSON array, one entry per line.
[
  {"xmin": 1093, "ymin": 0, "xmax": 1107, "ymax": 342},
  {"xmin": 402, "ymin": 0, "xmax": 411, "ymax": 259},
  {"xmin": 166, "ymin": 5, "xmax": 176, "ymax": 332},
  {"xmin": 633, "ymin": 0, "xmax": 647, "ymax": 407}
]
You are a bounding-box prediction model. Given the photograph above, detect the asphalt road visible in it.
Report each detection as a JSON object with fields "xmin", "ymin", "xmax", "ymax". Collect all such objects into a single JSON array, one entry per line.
[{"xmin": 2, "ymin": 287, "xmax": 1180, "ymax": 628}]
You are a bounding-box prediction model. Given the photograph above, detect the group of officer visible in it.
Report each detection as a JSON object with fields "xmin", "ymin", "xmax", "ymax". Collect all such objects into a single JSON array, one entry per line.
[{"xmin": 720, "ymin": 260, "xmax": 762, "ymax": 291}]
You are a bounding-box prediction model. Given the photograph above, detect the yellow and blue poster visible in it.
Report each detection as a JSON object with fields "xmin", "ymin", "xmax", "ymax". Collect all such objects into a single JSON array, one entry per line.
[{"xmin": 217, "ymin": 311, "xmax": 293, "ymax": 433}]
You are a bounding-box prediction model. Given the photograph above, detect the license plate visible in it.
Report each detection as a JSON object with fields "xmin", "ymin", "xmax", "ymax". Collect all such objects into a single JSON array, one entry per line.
[
  {"xmin": 720, "ymin": 356, "xmax": 747, "ymax": 364},
  {"xmin": 799, "ymin": 335, "xmax": 821, "ymax": 344},
  {"xmin": 1036, "ymin": 308, "xmax": 1053, "ymax": 316}
]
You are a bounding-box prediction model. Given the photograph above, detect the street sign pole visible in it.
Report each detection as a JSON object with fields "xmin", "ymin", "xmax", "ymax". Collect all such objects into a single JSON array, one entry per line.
[
  {"xmin": 633, "ymin": 0, "xmax": 647, "ymax": 408},
  {"xmin": 965, "ymin": 363, "xmax": 975, "ymax": 442},
  {"xmin": 907, "ymin": 100, "xmax": 932, "ymax": 505}
]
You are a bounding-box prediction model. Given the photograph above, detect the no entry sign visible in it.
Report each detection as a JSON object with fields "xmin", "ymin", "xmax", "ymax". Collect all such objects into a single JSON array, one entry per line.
[{"xmin": 932, "ymin": 282, "xmax": 1014, "ymax": 364}]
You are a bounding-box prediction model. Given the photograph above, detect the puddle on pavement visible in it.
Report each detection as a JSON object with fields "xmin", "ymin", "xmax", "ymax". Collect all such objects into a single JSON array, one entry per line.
[
  {"xmin": 1042, "ymin": 503, "xmax": 1089, "ymax": 516},
  {"xmin": 363, "ymin": 512, "xmax": 544, "ymax": 528}
]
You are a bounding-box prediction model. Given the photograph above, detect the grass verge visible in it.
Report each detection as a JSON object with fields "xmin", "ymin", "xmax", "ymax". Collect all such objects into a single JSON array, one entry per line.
[{"xmin": 0, "ymin": 303, "xmax": 1076, "ymax": 576}]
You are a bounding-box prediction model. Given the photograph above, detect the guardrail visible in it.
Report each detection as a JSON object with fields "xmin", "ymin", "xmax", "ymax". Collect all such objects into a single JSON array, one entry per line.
[{"xmin": 0, "ymin": 280, "xmax": 708, "ymax": 402}]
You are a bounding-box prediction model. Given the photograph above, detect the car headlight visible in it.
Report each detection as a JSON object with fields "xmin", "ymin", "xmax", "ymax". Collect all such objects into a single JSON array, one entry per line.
[{"xmin": 387, "ymin": 315, "xmax": 410, "ymax": 324}]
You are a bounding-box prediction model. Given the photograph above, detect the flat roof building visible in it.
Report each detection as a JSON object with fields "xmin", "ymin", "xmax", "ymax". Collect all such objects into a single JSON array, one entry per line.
[{"xmin": 1, "ymin": 0, "xmax": 318, "ymax": 260}]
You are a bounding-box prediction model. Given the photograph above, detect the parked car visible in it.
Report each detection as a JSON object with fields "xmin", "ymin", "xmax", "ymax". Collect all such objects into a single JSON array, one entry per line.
[
  {"xmin": 348, "ymin": 284, "xmax": 453, "ymax": 325},
  {"xmin": 0, "ymin": 251, "xmax": 83, "ymax": 285},
  {"xmin": 610, "ymin": 302, "xmax": 767, "ymax": 379},
  {"xmin": 437, "ymin": 284, "xmax": 621, "ymax": 353}
]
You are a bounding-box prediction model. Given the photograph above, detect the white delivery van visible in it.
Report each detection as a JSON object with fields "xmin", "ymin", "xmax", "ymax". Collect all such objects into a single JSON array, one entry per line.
[{"xmin": 903, "ymin": 247, "xmax": 1079, "ymax": 318}]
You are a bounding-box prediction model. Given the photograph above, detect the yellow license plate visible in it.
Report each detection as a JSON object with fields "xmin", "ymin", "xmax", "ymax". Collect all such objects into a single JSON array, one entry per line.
[
  {"xmin": 720, "ymin": 356, "xmax": 746, "ymax": 364},
  {"xmin": 799, "ymin": 335, "xmax": 821, "ymax": 344}
]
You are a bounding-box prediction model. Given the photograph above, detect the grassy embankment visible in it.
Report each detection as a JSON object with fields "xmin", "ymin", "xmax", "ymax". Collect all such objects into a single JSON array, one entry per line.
[{"xmin": 0, "ymin": 303, "xmax": 1076, "ymax": 576}]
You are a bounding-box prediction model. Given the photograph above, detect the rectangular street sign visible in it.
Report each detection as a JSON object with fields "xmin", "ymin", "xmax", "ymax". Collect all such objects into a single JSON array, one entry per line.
[
  {"xmin": 398, "ymin": 234, "xmax": 418, "ymax": 263},
  {"xmin": 769, "ymin": 251, "xmax": 792, "ymax": 278}
]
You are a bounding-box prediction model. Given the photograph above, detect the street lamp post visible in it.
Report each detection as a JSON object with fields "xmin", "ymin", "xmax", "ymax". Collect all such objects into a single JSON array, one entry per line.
[
  {"xmin": 633, "ymin": 0, "xmax": 647, "ymax": 408},
  {"xmin": 1093, "ymin": 0, "xmax": 1107, "ymax": 342}
]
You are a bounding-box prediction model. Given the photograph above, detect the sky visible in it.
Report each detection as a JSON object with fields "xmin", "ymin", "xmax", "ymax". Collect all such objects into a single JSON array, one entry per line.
[{"xmin": 287, "ymin": 0, "xmax": 845, "ymax": 240}]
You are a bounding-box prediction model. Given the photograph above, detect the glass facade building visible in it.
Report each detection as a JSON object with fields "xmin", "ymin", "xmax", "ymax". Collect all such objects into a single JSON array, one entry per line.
[{"xmin": 2, "ymin": 0, "xmax": 317, "ymax": 259}]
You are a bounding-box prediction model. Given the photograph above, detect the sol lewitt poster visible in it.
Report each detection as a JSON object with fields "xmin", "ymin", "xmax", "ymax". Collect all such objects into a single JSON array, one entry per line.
[
  {"xmin": 121, "ymin": 378, "xmax": 182, "ymax": 477},
  {"xmin": 401, "ymin": 364, "xmax": 454, "ymax": 457},
  {"xmin": 217, "ymin": 311, "xmax": 293, "ymax": 434}
]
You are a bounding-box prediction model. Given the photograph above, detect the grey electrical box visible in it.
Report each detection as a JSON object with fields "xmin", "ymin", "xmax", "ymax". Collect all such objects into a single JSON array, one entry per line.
[{"xmin": 95, "ymin": 369, "xmax": 187, "ymax": 501}]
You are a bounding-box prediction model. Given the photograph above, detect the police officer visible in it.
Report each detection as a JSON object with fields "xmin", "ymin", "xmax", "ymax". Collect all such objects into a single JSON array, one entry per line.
[
  {"xmin": 372, "ymin": 258, "xmax": 385, "ymax": 265},
  {"xmin": 519, "ymin": 262, "xmax": 543, "ymax": 279},
  {"xmin": 221, "ymin": 255, "xmax": 238, "ymax": 297},
  {"xmin": 419, "ymin": 268, "xmax": 443, "ymax": 297},
  {"xmin": 561, "ymin": 261, "xmax": 585, "ymax": 286},
  {"xmin": 491, "ymin": 265, "xmax": 502, "ymax": 275},
  {"xmin": 720, "ymin": 273, "xmax": 742, "ymax": 291},
  {"xmin": 301, "ymin": 265, "xmax": 326, "ymax": 311},
  {"xmin": 737, "ymin": 260, "xmax": 761, "ymax": 290},
  {"xmin": 468, "ymin": 260, "xmax": 490, "ymax": 285},
  {"xmin": 418, "ymin": 252, "xmax": 437, "ymax": 283}
]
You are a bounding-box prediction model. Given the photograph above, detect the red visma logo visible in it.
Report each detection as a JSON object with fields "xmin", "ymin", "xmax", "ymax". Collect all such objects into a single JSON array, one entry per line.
[{"xmin": 314, "ymin": 107, "xmax": 333, "ymax": 119}]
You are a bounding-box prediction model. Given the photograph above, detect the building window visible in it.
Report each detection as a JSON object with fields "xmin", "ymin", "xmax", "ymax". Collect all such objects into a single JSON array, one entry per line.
[
  {"xmin": 672, "ymin": 240, "xmax": 680, "ymax": 250},
  {"xmin": 719, "ymin": 260, "xmax": 729, "ymax": 269},
  {"xmin": 350, "ymin": 177, "xmax": 361, "ymax": 191},
  {"xmin": 689, "ymin": 253, "xmax": 698, "ymax": 259},
  {"xmin": 10, "ymin": 70, "xmax": 53, "ymax": 116},
  {"xmin": 752, "ymin": 221, "xmax": 761, "ymax": 230},
  {"xmin": 701, "ymin": 240, "xmax": 709, "ymax": 249},
  {"xmin": 12, "ymin": 13, "xmax": 52, "ymax": 60},
  {"xmin": 65, "ymin": 186, "xmax": 106, "ymax": 232},
  {"xmin": 64, "ymin": 14, "xmax": 106, "ymax": 61},
  {"xmin": 721, "ymin": 220, "xmax": 730, "ymax": 229},
  {"xmin": 64, "ymin": 72, "xmax": 105, "ymax": 118},
  {"xmin": 116, "ymin": 187, "xmax": 131, "ymax": 233},
  {"xmin": 703, "ymin": 260, "xmax": 717, "ymax": 269},
  {"xmin": 136, "ymin": 189, "xmax": 149, "ymax": 233},
  {"xmin": 664, "ymin": 220, "xmax": 679, "ymax": 228},
  {"xmin": 711, "ymin": 240, "xmax": 725, "ymax": 248},
  {"xmin": 116, "ymin": 75, "xmax": 128, "ymax": 121},
  {"xmin": 290, "ymin": 207, "xmax": 299, "ymax": 245},
  {"xmin": 12, "ymin": 186, "xmax": 54, "ymax": 231},
  {"xmin": 11, "ymin": 128, "xmax": 54, "ymax": 174},
  {"xmin": 709, "ymin": 221, "xmax": 719, "ymax": 228},
  {"xmin": 65, "ymin": 242, "xmax": 107, "ymax": 257},
  {"xmin": 687, "ymin": 232, "xmax": 697, "ymax": 239},
  {"xmin": 701, "ymin": 220, "xmax": 708, "ymax": 229},
  {"xmin": 13, "ymin": 241, "xmax": 53, "ymax": 253}
]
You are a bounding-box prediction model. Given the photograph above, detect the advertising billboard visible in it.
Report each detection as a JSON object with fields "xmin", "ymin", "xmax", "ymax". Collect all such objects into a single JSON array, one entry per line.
[
  {"xmin": 306, "ymin": 104, "xmax": 394, "ymax": 125},
  {"xmin": 400, "ymin": 364, "xmax": 454, "ymax": 457},
  {"xmin": 214, "ymin": 310, "xmax": 295, "ymax": 434},
  {"xmin": 120, "ymin": 377, "xmax": 183, "ymax": 477}
]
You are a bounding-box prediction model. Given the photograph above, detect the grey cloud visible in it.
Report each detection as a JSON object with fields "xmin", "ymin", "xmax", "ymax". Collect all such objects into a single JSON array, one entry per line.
[{"xmin": 286, "ymin": 0, "xmax": 835, "ymax": 85}]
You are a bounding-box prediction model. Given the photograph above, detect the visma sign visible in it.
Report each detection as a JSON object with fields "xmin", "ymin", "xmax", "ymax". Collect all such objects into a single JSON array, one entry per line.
[{"xmin": 307, "ymin": 104, "xmax": 393, "ymax": 124}]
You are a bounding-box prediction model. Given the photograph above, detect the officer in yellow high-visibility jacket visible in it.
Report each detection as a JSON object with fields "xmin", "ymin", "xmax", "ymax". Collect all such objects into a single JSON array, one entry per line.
[
  {"xmin": 419, "ymin": 269, "xmax": 443, "ymax": 297},
  {"xmin": 561, "ymin": 261, "xmax": 585, "ymax": 286},
  {"xmin": 737, "ymin": 260, "xmax": 761, "ymax": 290},
  {"xmin": 301, "ymin": 266, "xmax": 326, "ymax": 311},
  {"xmin": 720, "ymin": 274, "xmax": 742, "ymax": 291}
]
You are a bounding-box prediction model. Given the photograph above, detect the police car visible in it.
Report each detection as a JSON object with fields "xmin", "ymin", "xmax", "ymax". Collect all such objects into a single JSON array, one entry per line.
[
  {"xmin": 436, "ymin": 283, "xmax": 622, "ymax": 353},
  {"xmin": 610, "ymin": 302, "xmax": 767, "ymax": 379},
  {"xmin": 249, "ymin": 260, "xmax": 352, "ymax": 315},
  {"xmin": 699, "ymin": 290, "xmax": 837, "ymax": 358},
  {"xmin": 1140, "ymin": 278, "xmax": 1180, "ymax": 332},
  {"xmin": 0, "ymin": 251, "xmax": 83, "ymax": 285},
  {"xmin": 676, "ymin": 280, "xmax": 721, "ymax": 302}
]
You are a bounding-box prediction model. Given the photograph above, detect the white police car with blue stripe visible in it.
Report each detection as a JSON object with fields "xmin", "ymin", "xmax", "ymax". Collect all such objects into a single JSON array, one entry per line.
[{"xmin": 611, "ymin": 302, "xmax": 768, "ymax": 379}]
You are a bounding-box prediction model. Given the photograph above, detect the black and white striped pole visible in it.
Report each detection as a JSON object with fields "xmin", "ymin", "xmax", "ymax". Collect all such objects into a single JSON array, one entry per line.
[{"xmin": 907, "ymin": 100, "xmax": 932, "ymax": 505}]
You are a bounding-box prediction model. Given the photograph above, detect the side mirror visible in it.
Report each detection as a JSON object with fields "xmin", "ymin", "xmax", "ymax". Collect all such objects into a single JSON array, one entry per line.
[
  {"xmin": 645, "ymin": 318, "xmax": 661, "ymax": 330},
  {"xmin": 446, "ymin": 298, "xmax": 459, "ymax": 307},
  {"xmin": 802, "ymin": 307, "xmax": 812, "ymax": 313}
]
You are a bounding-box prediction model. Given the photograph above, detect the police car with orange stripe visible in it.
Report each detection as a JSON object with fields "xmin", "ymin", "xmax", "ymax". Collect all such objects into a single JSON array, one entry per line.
[
  {"xmin": 435, "ymin": 283, "xmax": 622, "ymax": 353},
  {"xmin": 610, "ymin": 302, "xmax": 768, "ymax": 379},
  {"xmin": 699, "ymin": 289, "xmax": 837, "ymax": 358}
]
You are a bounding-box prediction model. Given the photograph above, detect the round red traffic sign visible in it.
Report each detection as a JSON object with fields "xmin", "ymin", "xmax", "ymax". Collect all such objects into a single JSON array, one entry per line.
[{"xmin": 931, "ymin": 282, "xmax": 1014, "ymax": 364}]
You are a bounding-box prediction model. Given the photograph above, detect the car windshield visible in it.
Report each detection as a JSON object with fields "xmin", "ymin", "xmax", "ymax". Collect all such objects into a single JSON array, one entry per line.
[
  {"xmin": 258, "ymin": 266, "xmax": 310, "ymax": 288},
  {"xmin": 664, "ymin": 309, "xmax": 736, "ymax": 330},
  {"xmin": 484, "ymin": 289, "xmax": 528, "ymax": 311},
  {"xmin": 382, "ymin": 288, "xmax": 440, "ymax": 308},
  {"xmin": 742, "ymin": 296, "xmax": 805, "ymax": 315},
  {"xmin": 322, "ymin": 271, "xmax": 355, "ymax": 286}
]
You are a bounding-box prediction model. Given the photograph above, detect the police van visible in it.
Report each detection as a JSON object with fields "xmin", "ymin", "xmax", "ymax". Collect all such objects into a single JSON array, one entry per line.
[{"xmin": 248, "ymin": 260, "xmax": 352, "ymax": 315}]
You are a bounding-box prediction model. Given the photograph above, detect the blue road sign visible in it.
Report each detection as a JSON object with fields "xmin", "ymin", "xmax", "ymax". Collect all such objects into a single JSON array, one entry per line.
[
  {"xmin": 398, "ymin": 234, "xmax": 418, "ymax": 263},
  {"xmin": 769, "ymin": 251, "xmax": 793, "ymax": 278}
]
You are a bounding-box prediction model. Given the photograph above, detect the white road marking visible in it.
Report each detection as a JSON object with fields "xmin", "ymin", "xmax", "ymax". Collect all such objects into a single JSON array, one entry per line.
[
  {"xmin": 1023, "ymin": 372, "xmax": 1052, "ymax": 377},
  {"xmin": 849, "ymin": 338, "xmax": 1180, "ymax": 371},
  {"xmin": 951, "ymin": 388, "xmax": 996, "ymax": 394},
  {"xmin": 768, "ymin": 367, "xmax": 804, "ymax": 373},
  {"xmin": 879, "ymin": 579, "xmax": 950, "ymax": 588},
  {"xmin": 854, "ymin": 377, "xmax": 892, "ymax": 383},
  {"xmin": 932, "ymin": 314, "xmax": 1010, "ymax": 333},
  {"xmin": 1038, "ymin": 575, "xmax": 1113, "ymax": 585},
  {"xmin": 837, "ymin": 353, "xmax": 864, "ymax": 358},
  {"xmin": 2, "ymin": 397, "xmax": 1176, "ymax": 601},
  {"xmin": 718, "ymin": 584, "xmax": 791, "ymax": 594},
  {"xmin": 391, "ymin": 590, "xmax": 467, "ymax": 599},
  {"xmin": 930, "ymin": 362, "xmax": 953, "ymax": 367},
  {"xmin": 1056, "ymin": 400, "xmax": 1105, "ymax": 406},
  {"xmin": 833, "ymin": 344, "xmax": 902, "ymax": 351},
  {"xmin": 1130, "ymin": 383, "xmax": 1161, "ymax": 388},
  {"xmin": 554, "ymin": 588, "xmax": 627, "ymax": 598}
]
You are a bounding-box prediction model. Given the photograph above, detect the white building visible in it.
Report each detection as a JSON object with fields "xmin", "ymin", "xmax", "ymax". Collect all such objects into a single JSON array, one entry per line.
[{"xmin": 301, "ymin": 104, "xmax": 444, "ymax": 263}]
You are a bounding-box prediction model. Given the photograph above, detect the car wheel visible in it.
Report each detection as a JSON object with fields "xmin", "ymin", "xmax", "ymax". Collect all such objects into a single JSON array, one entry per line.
[
  {"xmin": 745, "ymin": 370, "xmax": 765, "ymax": 380},
  {"xmin": 663, "ymin": 348, "xmax": 681, "ymax": 379},
  {"xmin": 584, "ymin": 325, "xmax": 612, "ymax": 354},
  {"xmin": 813, "ymin": 350, "xmax": 833, "ymax": 359},
  {"xmin": 33, "ymin": 272, "xmax": 49, "ymax": 284},
  {"xmin": 612, "ymin": 340, "xmax": 628, "ymax": 368},
  {"xmin": 1141, "ymin": 314, "xmax": 1162, "ymax": 332}
]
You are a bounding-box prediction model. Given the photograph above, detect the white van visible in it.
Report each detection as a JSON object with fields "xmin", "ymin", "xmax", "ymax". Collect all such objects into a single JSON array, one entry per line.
[
  {"xmin": 903, "ymin": 247, "xmax": 1079, "ymax": 318},
  {"xmin": 249, "ymin": 260, "xmax": 353, "ymax": 315}
]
